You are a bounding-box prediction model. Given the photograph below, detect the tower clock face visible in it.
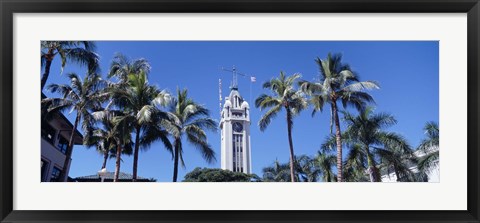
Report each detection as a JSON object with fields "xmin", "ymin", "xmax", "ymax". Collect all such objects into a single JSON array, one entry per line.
[{"xmin": 233, "ymin": 122, "xmax": 243, "ymax": 132}]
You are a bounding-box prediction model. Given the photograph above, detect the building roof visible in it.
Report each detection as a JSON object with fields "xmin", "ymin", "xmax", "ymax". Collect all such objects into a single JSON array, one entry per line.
[
  {"xmin": 73, "ymin": 172, "xmax": 154, "ymax": 182},
  {"xmin": 42, "ymin": 93, "xmax": 83, "ymax": 144}
]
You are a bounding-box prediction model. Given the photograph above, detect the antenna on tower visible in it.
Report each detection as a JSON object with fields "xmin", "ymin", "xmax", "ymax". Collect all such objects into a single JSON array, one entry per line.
[
  {"xmin": 221, "ymin": 65, "xmax": 244, "ymax": 90},
  {"xmin": 219, "ymin": 78, "xmax": 222, "ymax": 115},
  {"xmin": 220, "ymin": 65, "xmax": 257, "ymax": 103}
]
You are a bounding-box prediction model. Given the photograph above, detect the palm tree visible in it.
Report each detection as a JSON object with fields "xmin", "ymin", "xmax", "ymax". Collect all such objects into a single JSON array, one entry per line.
[
  {"xmin": 255, "ymin": 72, "xmax": 307, "ymax": 182},
  {"xmin": 417, "ymin": 122, "xmax": 439, "ymax": 176},
  {"xmin": 91, "ymin": 107, "xmax": 139, "ymax": 182},
  {"xmin": 262, "ymin": 159, "xmax": 292, "ymax": 182},
  {"xmin": 299, "ymin": 53, "xmax": 379, "ymax": 182},
  {"xmin": 295, "ymin": 155, "xmax": 320, "ymax": 182},
  {"xmin": 343, "ymin": 145, "xmax": 370, "ymax": 182},
  {"xmin": 41, "ymin": 41, "xmax": 99, "ymax": 91},
  {"xmin": 163, "ymin": 88, "xmax": 217, "ymax": 182},
  {"xmin": 377, "ymin": 146, "xmax": 417, "ymax": 182},
  {"xmin": 337, "ymin": 108, "xmax": 413, "ymax": 182},
  {"xmin": 108, "ymin": 53, "xmax": 151, "ymax": 86},
  {"xmin": 83, "ymin": 119, "xmax": 115, "ymax": 169},
  {"xmin": 313, "ymin": 151, "xmax": 337, "ymax": 182},
  {"xmin": 107, "ymin": 111, "xmax": 135, "ymax": 182},
  {"xmin": 42, "ymin": 73, "xmax": 106, "ymax": 181},
  {"xmin": 83, "ymin": 115, "xmax": 133, "ymax": 170},
  {"xmin": 107, "ymin": 69, "xmax": 171, "ymax": 181}
]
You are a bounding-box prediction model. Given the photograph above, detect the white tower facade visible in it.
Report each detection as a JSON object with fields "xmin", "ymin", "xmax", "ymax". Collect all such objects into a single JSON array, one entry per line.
[{"xmin": 220, "ymin": 87, "xmax": 252, "ymax": 174}]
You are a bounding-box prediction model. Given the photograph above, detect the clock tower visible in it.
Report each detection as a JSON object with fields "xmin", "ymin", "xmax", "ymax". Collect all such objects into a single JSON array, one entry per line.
[{"xmin": 220, "ymin": 86, "xmax": 252, "ymax": 174}]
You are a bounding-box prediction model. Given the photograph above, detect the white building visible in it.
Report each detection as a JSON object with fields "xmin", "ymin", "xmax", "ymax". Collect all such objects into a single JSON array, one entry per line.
[{"xmin": 219, "ymin": 85, "xmax": 252, "ymax": 174}]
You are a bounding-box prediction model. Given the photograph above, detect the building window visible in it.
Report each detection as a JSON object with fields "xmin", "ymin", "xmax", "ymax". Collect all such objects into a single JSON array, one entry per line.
[
  {"xmin": 41, "ymin": 122, "xmax": 56, "ymax": 144},
  {"xmin": 57, "ymin": 136, "xmax": 69, "ymax": 154},
  {"xmin": 41, "ymin": 159, "xmax": 49, "ymax": 182},
  {"xmin": 232, "ymin": 133, "xmax": 244, "ymax": 172},
  {"xmin": 50, "ymin": 167, "xmax": 62, "ymax": 182}
]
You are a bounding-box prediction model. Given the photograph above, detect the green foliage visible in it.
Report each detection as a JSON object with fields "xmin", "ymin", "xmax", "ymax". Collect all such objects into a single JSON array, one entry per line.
[
  {"xmin": 338, "ymin": 108, "xmax": 417, "ymax": 182},
  {"xmin": 262, "ymin": 154, "xmax": 337, "ymax": 182},
  {"xmin": 262, "ymin": 159, "xmax": 292, "ymax": 182},
  {"xmin": 183, "ymin": 168, "xmax": 261, "ymax": 182},
  {"xmin": 83, "ymin": 113, "xmax": 134, "ymax": 168},
  {"xmin": 41, "ymin": 41, "xmax": 99, "ymax": 90},
  {"xmin": 417, "ymin": 122, "xmax": 439, "ymax": 175},
  {"xmin": 255, "ymin": 71, "xmax": 307, "ymax": 131}
]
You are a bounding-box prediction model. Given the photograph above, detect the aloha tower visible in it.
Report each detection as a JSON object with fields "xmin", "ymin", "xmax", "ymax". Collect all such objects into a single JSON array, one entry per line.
[{"xmin": 219, "ymin": 66, "xmax": 252, "ymax": 174}]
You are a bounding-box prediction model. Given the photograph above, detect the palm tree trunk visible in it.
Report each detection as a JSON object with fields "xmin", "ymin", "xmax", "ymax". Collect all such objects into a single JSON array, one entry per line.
[
  {"xmin": 59, "ymin": 113, "xmax": 80, "ymax": 182},
  {"xmin": 41, "ymin": 51, "xmax": 54, "ymax": 91},
  {"xmin": 101, "ymin": 150, "xmax": 108, "ymax": 169},
  {"xmin": 286, "ymin": 108, "xmax": 296, "ymax": 182},
  {"xmin": 114, "ymin": 145, "xmax": 122, "ymax": 182},
  {"xmin": 366, "ymin": 148, "xmax": 380, "ymax": 182},
  {"xmin": 172, "ymin": 138, "xmax": 180, "ymax": 182},
  {"xmin": 331, "ymin": 101, "xmax": 343, "ymax": 182},
  {"xmin": 393, "ymin": 165, "xmax": 401, "ymax": 182},
  {"xmin": 132, "ymin": 126, "xmax": 141, "ymax": 182}
]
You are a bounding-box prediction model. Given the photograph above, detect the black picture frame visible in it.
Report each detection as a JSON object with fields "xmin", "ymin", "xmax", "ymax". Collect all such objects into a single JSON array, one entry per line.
[{"xmin": 1, "ymin": 0, "xmax": 479, "ymax": 222}]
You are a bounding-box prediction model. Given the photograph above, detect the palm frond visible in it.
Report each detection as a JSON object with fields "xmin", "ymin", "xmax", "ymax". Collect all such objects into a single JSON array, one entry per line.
[
  {"xmin": 186, "ymin": 132, "xmax": 216, "ymax": 164},
  {"xmin": 255, "ymin": 94, "xmax": 281, "ymax": 110},
  {"xmin": 417, "ymin": 150, "xmax": 439, "ymax": 173},
  {"xmin": 258, "ymin": 104, "xmax": 282, "ymax": 131}
]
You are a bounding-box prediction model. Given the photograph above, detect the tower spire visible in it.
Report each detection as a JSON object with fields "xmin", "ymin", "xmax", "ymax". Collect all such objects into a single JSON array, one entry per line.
[
  {"xmin": 221, "ymin": 65, "xmax": 244, "ymax": 90},
  {"xmin": 232, "ymin": 65, "xmax": 238, "ymax": 89}
]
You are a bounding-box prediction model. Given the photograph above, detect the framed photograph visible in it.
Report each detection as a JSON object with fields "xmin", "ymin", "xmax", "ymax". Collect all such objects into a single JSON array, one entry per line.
[{"xmin": 1, "ymin": 0, "xmax": 479, "ymax": 222}]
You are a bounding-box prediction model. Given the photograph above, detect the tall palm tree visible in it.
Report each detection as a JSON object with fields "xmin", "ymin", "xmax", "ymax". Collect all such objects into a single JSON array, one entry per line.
[
  {"xmin": 338, "ymin": 108, "xmax": 413, "ymax": 182},
  {"xmin": 110, "ymin": 113, "xmax": 136, "ymax": 182},
  {"xmin": 299, "ymin": 53, "xmax": 379, "ymax": 182},
  {"xmin": 107, "ymin": 69, "xmax": 171, "ymax": 181},
  {"xmin": 417, "ymin": 122, "xmax": 439, "ymax": 175},
  {"xmin": 163, "ymin": 88, "xmax": 217, "ymax": 182},
  {"xmin": 83, "ymin": 119, "xmax": 115, "ymax": 169},
  {"xmin": 313, "ymin": 151, "xmax": 337, "ymax": 182},
  {"xmin": 41, "ymin": 41, "xmax": 99, "ymax": 90},
  {"xmin": 262, "ymin": 159, "xmax": 292, "ymax": 182},
  {"xmin": 255, "ymin": 72, "xmax": 307, "ymax": 182},
  {"xmin": 42, "ymin": 73, "xmax": 106, "ymax": 181}
]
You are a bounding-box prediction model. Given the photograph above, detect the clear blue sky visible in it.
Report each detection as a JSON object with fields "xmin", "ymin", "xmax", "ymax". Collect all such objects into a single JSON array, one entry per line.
[{"xmin": 43, "ymin": 41, "xmax": 439, "ymax": 182}]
